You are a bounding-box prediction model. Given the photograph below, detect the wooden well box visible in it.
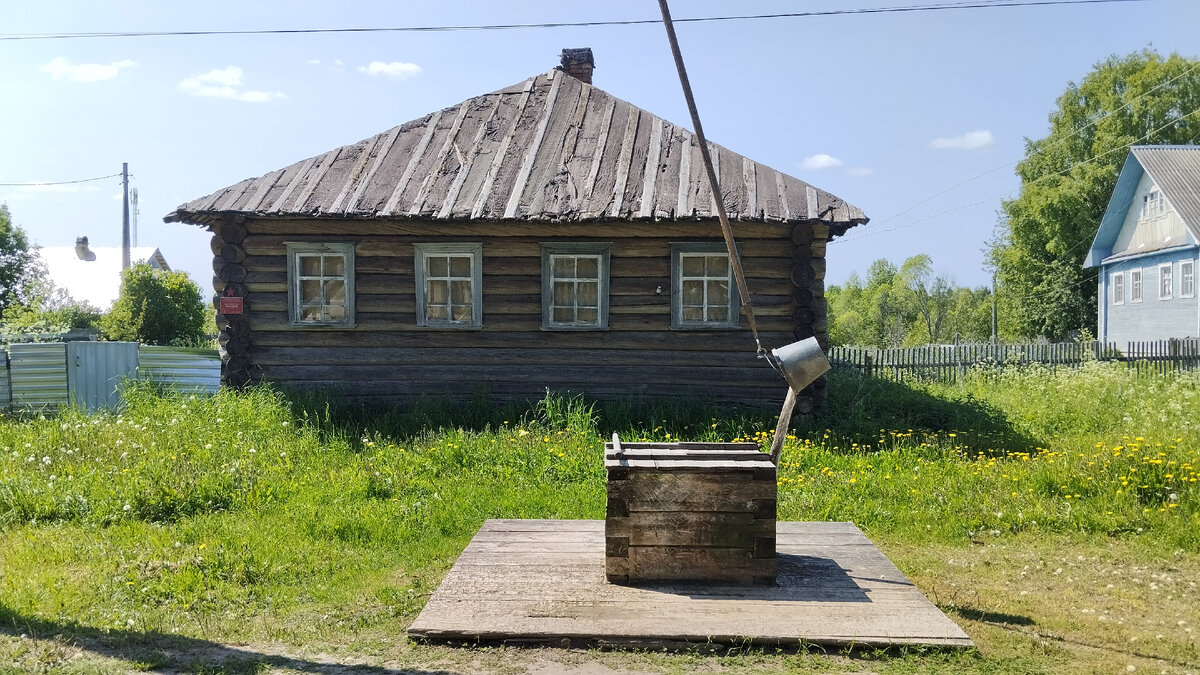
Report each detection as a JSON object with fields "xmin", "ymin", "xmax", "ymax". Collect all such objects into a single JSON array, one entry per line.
[{"xmin": 604, "ymin": 436, "xmax": 777, "ymax": 585}]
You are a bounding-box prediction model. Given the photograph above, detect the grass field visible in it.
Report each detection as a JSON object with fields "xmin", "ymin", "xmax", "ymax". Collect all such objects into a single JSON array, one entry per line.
[{"xmin": 1, "ymin": 362, "xmax": 1197, "ymax": 673}]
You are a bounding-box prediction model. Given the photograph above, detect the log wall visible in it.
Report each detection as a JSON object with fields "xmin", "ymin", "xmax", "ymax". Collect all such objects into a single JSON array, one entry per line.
[{"xmin": 207, "ymin": 217, "xmax": 834, "ymax": 406}]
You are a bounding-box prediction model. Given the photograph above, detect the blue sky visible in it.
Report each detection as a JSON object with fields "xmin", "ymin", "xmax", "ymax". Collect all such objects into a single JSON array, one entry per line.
[{"xmin": 2, "ymin": 0, "xmax": 1198, "ymax": 303}]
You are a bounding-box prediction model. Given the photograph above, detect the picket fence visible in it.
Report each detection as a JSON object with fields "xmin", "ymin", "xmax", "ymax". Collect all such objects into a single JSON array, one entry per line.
[{"xmin": 829, "ymin": 338, "xmax": 1200, "ymax": 383}]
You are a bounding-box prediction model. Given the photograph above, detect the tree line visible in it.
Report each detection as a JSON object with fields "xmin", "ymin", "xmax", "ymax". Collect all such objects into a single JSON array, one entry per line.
[{"xmin": 827, "ymin": 255, "xmax": 996, "ymax": 347}]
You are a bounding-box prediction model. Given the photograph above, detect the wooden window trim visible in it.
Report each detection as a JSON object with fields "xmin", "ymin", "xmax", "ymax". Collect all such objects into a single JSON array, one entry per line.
[
  {"xmin": 540, "ymin": 242, "xmax": 611, "ymax": 331},
  {"xmin": 1111, "ymin": 271, "xmax": 1124, "ymax": 306},
  {"xmin": 1181, "ymin": 260, "xmax": 1195, "ymax": 299},
  {"xmin": 285, "ymin": 242, "xmax": 356, "ymax": 328},
  {"xmin": 1130, "ymin": 269, "xmax": 1142, "ymax": 303},
  {"xmin": 670, "ymin": 242, "xmax": 741, "ymax": 330},
  {"xmin": 414, "ymin": 243, "xmax": 483, "ymax": 329},
  {"xmin": 1158, "ymin": 263, "xmax": 1173, "ymax": 301}
]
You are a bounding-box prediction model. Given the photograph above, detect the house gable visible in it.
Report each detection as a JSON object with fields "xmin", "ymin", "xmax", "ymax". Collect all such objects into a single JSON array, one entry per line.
[
  {"xmin": 1085, "ymin": 146, "xmax": 1200, "ymax": 268},
  {"xmin": 1109, "ymin": 172, "xmax": 1192, "ymax": 258}
]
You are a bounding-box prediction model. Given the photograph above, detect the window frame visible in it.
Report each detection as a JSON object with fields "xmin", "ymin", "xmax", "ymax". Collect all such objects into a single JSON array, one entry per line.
[
  {"xmin": 285, "ymin": 242, "xmax": 356, "ymax": 328},
  {"xmin": 1159, "ymin": 262, "xmax": 1173, "ymax": 300},
  {"xmin": 1130, "ymin": 269, "xmax": 1142, "ymax": 303},
  {"xmin": 1141, "ymin": 188, "xmax": 1165, "ymax": 220},
  {"xmin": 1181, "ymin": 259, "xmax": 1195, "ymax": 299},
  {"xmin": 670, "ymin": 242, "xmax": 741, "ymax": 330},
  {"xmin": 1111, "ymin": 271, "xmax": 1124, "ymax": 306},
  {"xmin": 414, "ymin": 243, "xmax": 483, "ymax": 329},
  {"xmin": 540, "ymin": 242, "xmax": 611, "ymax": 331}
]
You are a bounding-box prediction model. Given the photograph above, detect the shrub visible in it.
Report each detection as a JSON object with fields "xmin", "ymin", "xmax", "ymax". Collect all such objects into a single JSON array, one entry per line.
[{"xmin": 100, "ymin": 263, "xmax": 206, "ymax": 345}]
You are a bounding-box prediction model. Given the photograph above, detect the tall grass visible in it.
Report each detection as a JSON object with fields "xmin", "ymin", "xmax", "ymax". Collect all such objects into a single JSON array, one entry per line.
[{"xmin": 0, "ymin": 363, "xmax": 1197, "ymax": 647}]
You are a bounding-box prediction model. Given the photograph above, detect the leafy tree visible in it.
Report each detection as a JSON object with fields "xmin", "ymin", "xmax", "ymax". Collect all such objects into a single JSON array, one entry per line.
[
  {"xmin": 0, "ymin": 272, "xmax": 103, "ymax": 340},
  {"xmin": 0, "ymin": 204, "xmax": 37, "ymax": 313},
  {"xmin": 828, "ymin": 255, "xmax": 995, "ymax": 346},
  {"xmin": 100, "ymin": 263, "xmax": 206, "ymax": 345},
  {"xmin": 895, "ymin": 254, "xmax": 953, "ymax": 344},
  {"xmin": 992, "ymin": 49, "xmax": 1200, "ymax": 340}
]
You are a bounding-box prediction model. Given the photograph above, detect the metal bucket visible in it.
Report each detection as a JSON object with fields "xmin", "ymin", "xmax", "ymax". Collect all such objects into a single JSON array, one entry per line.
[{"xmin": 771, "ymin": 337, "xmax": 830, "ymax": 393}]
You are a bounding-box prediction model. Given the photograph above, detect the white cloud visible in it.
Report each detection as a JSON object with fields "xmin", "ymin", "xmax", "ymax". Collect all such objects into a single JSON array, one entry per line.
[
  {"xmin": 306, "ymin": 59, "xmax": 322, "ymax": 65},
  {"xmin": 178, "ymin": 66, "xmax": 286, "ymax": 102},
  {"xmin": 41, "ymin": 57, "xmax": 136, "ymax": 82},
  {"xmin": 358, "ymin": 61, "xmax": 422, "ymax": 79},
  {"xmin": 929, "ymin": 130, "xmax": 995, "ymax": 151},
  {"xmin": 799, "ymin": 154, "xmax": 844, "ymax": 171},
  {"xmin": 847, "ymin": 167, "xmax": 874, "ymax": 177}
]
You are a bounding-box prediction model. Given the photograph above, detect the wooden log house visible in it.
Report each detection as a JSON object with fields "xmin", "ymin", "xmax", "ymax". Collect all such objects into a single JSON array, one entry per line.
[{"xmin": 165, "ymin": 49, "xmax": 868, "ymax": 407}]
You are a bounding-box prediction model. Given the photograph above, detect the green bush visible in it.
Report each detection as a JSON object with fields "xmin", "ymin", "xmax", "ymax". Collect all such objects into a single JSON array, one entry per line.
[{"xmin": 100, "ymin": 263, "xmax": 206, "ymax": 345}]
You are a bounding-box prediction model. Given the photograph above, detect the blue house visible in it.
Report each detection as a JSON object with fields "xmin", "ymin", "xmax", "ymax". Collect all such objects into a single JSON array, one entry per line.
[{"xmin": 1085, "ymin": 146, "xmax": 1199, "ymax": 344}]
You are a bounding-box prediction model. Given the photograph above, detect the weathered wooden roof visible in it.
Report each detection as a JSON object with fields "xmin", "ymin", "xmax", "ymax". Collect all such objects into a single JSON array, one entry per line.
[{"xmin": 166, "ymin": 69, "xmax": 867, "ymax": 234}]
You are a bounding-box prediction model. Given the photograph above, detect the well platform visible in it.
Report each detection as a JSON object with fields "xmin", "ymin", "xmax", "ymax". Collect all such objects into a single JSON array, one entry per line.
[{"xmin": 408, "ymin": 519, "xmax": 972, "ymax": 648}]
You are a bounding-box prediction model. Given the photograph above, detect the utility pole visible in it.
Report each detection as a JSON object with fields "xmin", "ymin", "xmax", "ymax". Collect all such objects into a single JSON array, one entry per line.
[{"xmin": 121, "ymin": 162, "xmax": 131, "ymax": 270}]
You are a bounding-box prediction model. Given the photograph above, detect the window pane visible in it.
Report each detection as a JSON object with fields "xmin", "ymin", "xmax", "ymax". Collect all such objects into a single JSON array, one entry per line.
[
  {"xmin": 576, "ymin": 256, "xmax": 598, "ymax": 278},
  {"xmin": 426, "ymin": 280, "xmax": 448, "ymax": 305},
  {"xmin": 300, "ymin": 256, "xmax": 321, "ymax": 276},
  {"xmin": 300, "ymin": 305, "xmax": 322, "ymax": 321},
  {"xmin": 427, "ymin": 256, "xmax": 448, "ymax": 277},
  {"xmin": 324, "ymin": 255, "xmax": 345, "ymax": 276},
  {"xmin": 707, "ymin": 255, "xmax": 729, "ymax": 277},
  {"xmin": 682, "ymin": 307, "xmax": 702, "ymax": 321},
  {"xmin": 578, "ymin": 308, "xmax": 598, "ymax": 324},
  {"xmin": 301, "ymin": 280, "xmax": 321, "ymax": 304},
  {"xmin": 553, "ymin": 256, "xmax": 574, "ymax": 278},
  {"xmin": 450, "ymin": 280, "xmax": 472, "ymax": 305},
  {"xmin": 681, "ymin": 280, "xmax": 703, "ymax": 305},
  {"xmin": 577, "ymin": 281, "xmax": 598, "ymax": 306},
  {"xmin": 708, "ymin": 307, "xmax": 728, "ymax": 322},
  {"xmin": 324, "ymin": 279, "xmax": 345, "ymax": 304},
  {"xmin": 553, "ymin": 307, "xmax": 574, "ymax": 322},
  {"xmin": 326, "ymin": 304, "xmax": 345, "ymax": 321},
  {"xmin": 707, "ymin": 280, "xmax": 729, "ymax": 306},
  {"xmin": 681, "ymin": 255, "xmax": 704, "ymax": 277},
  {"xmin": 451, "ymin": 304, "xmax": 472, "ymax": 321},
  {"xmin": 449, "ymin": 255, "xmax": 471, "ymax": 278},
  {"xmin": 553, "ymin": 282, "xmax": 574, "ymax": 305},
  {"xmin": 426, "ymin": 305, "xmax": 448, "ymax": 321}
]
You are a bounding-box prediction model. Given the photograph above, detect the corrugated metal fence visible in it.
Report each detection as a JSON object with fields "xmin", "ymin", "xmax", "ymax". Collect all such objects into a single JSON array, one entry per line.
[
  {"xmin": 0, "ymin": 343, "xmax": 219, "ymax": 413},
  {"xmin": 830, "ymin": 338, "xmax": 1200, "ymax": 383}
]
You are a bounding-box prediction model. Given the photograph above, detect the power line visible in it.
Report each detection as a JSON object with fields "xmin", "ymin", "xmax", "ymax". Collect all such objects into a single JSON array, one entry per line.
[
  {"xmin": 852, "ymin": 58, "xmax": 1200, "ymax": 237},
  {"xmin": 0, "ymin": 173, "xmax": 121, "ymax": 187},
  {"xmin": 0, "ymin": 0, "xmax": 1149, "ymax": 41},
  {"xmin": 835, "ymin": 103, "xmax": 1200, "ymax": 245}
]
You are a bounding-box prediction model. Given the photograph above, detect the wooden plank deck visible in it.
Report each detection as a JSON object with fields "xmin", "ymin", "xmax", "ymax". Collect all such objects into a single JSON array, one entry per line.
[{"xmin": 408, "ymin": 519, "xmax": 972, "ymax": 649}]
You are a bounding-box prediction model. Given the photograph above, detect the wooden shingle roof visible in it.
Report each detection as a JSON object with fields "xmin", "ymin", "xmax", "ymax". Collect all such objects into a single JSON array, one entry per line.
[{"xmin": 166, "ymin": 69, "xmax": 868, "ymax": 234}]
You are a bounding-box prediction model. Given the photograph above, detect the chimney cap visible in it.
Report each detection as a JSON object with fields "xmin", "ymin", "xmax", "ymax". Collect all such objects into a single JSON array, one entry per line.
[{"xmin": 558, "ymin": 48, "xmax": 595, "ymax": 84}]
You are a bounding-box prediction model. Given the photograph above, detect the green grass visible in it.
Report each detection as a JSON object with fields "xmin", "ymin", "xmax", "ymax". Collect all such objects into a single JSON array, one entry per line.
[{"xmin": 1, "ymin": 364, "xmax": 1198, "ymax": 673}]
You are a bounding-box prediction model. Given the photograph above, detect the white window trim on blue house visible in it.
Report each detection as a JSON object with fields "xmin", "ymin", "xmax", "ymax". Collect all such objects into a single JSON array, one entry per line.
[
  {"xmin": 1182, "ymin": 260, "xmax": 1195, "ymax": 299},
  {"xmin": 1159, "ymin": 263, "xmax": 1173, "ymax": 300},
  {"xmin": 1111, "ymin": 271, "xmax": 1124, "ymax": 305},
  {"xmin": 1130, "ymin": 269, "xmax": 1142, "ymax": 303}
]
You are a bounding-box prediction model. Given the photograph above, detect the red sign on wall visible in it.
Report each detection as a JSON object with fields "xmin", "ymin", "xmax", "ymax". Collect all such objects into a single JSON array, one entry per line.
[{"xmin": 219, "ymin": 296, "xmax": 244, "ymax": 315}]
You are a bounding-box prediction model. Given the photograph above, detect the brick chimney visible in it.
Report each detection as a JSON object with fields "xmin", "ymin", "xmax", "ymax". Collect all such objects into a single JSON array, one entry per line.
[{"xmin": 559, "ymin": 48, "xmax": 594, "ymax": 84}]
